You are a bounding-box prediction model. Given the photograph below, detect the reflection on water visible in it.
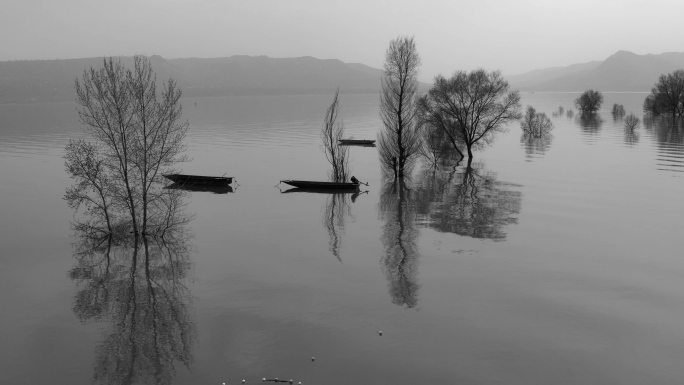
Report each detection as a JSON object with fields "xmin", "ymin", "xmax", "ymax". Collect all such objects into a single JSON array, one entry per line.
[
  {"xmin": 520, "ymin": 132, "xmax": 553, "ymax": 158},
  {"xmin": 69, "ymin": 227, "xmax": 195, "ymax": 385},
  {"xmin": 378, "ymin": 179, "xmax": 420, "ymax": 308},
  {"xmin": 414, "ymin": 162, "xmax": 522, "ymax": 241},
  {"xmin": 165, "ymin": 182, "xmax": 234, "ymax": 194},
  {"xmin": 576, "ymin": 114, "xmax": 604, "ymax": 135},
  {"xmin": 644, "ymin": 115, "xmax": 684, "ymax": 173},
  {"xmin": 323, "ymin": 192, "xmax": 353, "ymax": 261}
]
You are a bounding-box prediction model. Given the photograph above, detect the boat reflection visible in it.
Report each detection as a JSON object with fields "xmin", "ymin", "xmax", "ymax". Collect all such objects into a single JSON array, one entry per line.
[
  {"xmin": 378, "ymin": 178, "xmax": 420, "ymax": 308},
  {"xmin": 414, "ymin": 162, "xmax": 522, "ymax": 241},
  {"xmin": 166, "ymin": 182, "xmax": 234, "ymax": 194},
  {"xmin": 69, "ymin": 224, "xmax": 195, "ymax": 385}
]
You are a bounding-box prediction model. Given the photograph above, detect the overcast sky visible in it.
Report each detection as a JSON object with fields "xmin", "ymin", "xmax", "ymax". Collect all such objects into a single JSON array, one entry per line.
[{"xmin": 2, "ymin": 0, "xmax": 683, "ymax": 81}]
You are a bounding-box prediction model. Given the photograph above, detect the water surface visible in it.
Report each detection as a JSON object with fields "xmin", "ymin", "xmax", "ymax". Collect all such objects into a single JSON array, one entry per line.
[{"xmin": 1, "ymin": 93, "xmax": 683, "ymax": 384}]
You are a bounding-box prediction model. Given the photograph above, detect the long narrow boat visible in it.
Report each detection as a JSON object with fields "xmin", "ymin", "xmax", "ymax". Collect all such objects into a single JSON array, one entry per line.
[
  {"xmin": 281, "ymin": 187, "xmax": 359, "ymax": 194},
  {"xmin": 338, "ymin": 139, "xmax": 376, "ymax": 146},
  {"xmin": 281, "ymin": 180, "xmax": 360, "ymax": 190},
  {"xmin": 163, "ymin": 173, "xmax": 232, "ymax": 186}
]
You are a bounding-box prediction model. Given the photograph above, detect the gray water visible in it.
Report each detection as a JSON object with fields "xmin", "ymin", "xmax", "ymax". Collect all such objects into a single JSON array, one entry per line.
[{"xmin": 1, "ymin": 93, "xmax": 683, "ymax": 385}]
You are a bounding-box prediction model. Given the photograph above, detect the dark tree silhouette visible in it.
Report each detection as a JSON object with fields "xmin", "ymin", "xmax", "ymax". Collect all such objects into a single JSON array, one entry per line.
[
  {"xmin": 378, "ymin": 36, "xmax": 422, "ymax": 178},
  {"xmin": 321, "ymin": 89, "xmax": 350, "ymax": 182},
  {"xmin": 68, "ymin": 56, "xmax": 189, "ymax": 236},
  {"xmin": 644, "ymin": 70, "xmax": 684, "ymax": 123},
  {"xmin": 378, "ymin": 178, "xmax": 420, "ymax": 308},
  {"xmin": 574, "ymin": 90, "xmax": 603, "ymax": 115},
  {"xmin": 417, "ymin": 69, "xmax": 521, "ymax": 166},
  {"xmin": 624, "ymin": 113, "xmax": 640, "ymax": 131}
]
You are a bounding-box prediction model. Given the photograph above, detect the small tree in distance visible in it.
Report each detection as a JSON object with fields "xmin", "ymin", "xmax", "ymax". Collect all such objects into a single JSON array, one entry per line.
[
  {"xmin": 520, "ymin": 106, "xmax": 553, "ymax": 137},
  {"xmin": 575, "ymin": 90, "xmax": 603, "ymax": 115},
  {"xmin": 624, "ymin": 113, "xmax": 640, "ymax": 131}
]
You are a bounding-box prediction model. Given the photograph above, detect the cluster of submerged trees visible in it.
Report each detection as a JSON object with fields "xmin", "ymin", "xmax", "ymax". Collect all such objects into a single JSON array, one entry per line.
[{"xmin": 372, "ymin": 36, "xmax": 524, "ymax": 177}]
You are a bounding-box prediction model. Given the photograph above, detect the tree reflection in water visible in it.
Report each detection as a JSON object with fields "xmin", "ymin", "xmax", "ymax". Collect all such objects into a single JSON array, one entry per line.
[
  {"xmin": 323, "ymin": 192, "xmax": 353, "ymax": 261},
  {"xmin": 378, "ymin": 178, "xmax": 420, "ymax": 308},
  {"xmin": 414, "ymin": 162, "xmax": 522, "ymax": 241},
  {"xmin": 576, "ymin": 113, "xmax": 604, "ymax": 136},
  {"xmin": 69, "ymin": 224, "xmax": 195, "ymax": 385},
  {"xmin": 520, "ymin": 131, "xmax": 553, "ymax": 158}
]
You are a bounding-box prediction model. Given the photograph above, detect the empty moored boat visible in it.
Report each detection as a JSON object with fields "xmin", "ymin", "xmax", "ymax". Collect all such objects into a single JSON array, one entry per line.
[
  {"xmin": 338, "ymin": 139, "xmax": 376, "ymax": 146},
  {"xmin": 163, "ymin": 174, "xmax": 233, "ymax": 186},
  {"xmin": 280, "ymin": 180, "xmax": 360, "ymax": 190}
]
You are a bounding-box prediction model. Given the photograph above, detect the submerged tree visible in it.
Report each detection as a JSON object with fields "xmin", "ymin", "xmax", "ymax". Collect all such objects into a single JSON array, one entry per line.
[
  {"xmin": 624, "ymin": 113, "xmax": 640, "ymax": 131},
  {"xmin": 321, "ymin": 89, "xmax": 350, "ymax": 182},
  {"xmin": 574, "ymin": 89, "xmax": 603, "ymax": 115},
  {"xmin": 417, "ymin": 69, "xmax": 521, "ymax": 165},
  {"xmin": 520, "ymin": 106, "xmax": 553, "ymax": 157},
  {"xmin": 378, "ymin": 36, "xmax": 422, "ymax": 178},
  {"xmin": 520, "ymin": 106, "xmax": 553, "ymax": 137},
  {"xmin": 612, "ymin": 103, "xmax": 626, "ymax": 118},
  {"xmin": 66, "ymin": 56, "xmax": 189, "ymax": 235},
  {"xmin": 644, "ymin": 70, "xmax": 684, "ymax": 123}
]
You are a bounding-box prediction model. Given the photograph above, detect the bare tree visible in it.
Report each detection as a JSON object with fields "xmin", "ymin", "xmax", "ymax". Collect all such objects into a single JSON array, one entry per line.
[
  {"xmin": 321, "ymin": 89, "xmax": 350, "ymax": 182},
  {"xmin": 574, "ymin": 90, "xmax": 603, "ymax": 115},
  {"xmin": 378, "ymin": 36, "xmax": 421, "ymax": 178},
  {"xmin": 127, "ymin": 56, "xmax": 189, "ymax": 235},
  {"xmin": 624, "ymin": 113, "xmax": 640, "ymax": 131},
  {"xmin": 417, "ymin": 69, "xmax": 521, "ymax": 166},
  {"xmin": 69, "ymin": 56, "xmax": 189, "ymax": 236},
  {"xmin": 64, "ymin": 140, "xmax": 117, "ymax": 234},
  {"xmin": 645, "ymin": 70, "xmax": 684, "ymax": 123},
  {"xmin": 520, "ymin": 106, "xmax": 553, "ymax": 137}
]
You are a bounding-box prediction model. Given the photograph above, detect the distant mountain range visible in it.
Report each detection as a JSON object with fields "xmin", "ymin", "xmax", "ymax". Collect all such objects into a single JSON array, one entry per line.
[
  {"xmin": 507, "ymin": 51, "xmax": 684, "ymax": 92},
  {"xmin": 0, "ymin": 55, "xmax": 385, "ymax": 104}
]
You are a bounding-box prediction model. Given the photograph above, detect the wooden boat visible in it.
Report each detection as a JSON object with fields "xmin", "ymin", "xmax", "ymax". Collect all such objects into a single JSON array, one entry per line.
[
  {"xmin": 281, "ymin": 187, "xmax": 360, "ymax": 194},
  {"xmin": 280, "ymin": 180, "xmax": 360, "ymax": 190},
  {"xmin": 338, "ymin": 139, "xmax": 376, "ymax": 146},
  {"xmin": 165, "ymin": 183, "xmax": 233, "ymax": 194},
  {"xmin": 163, "ymin": 173, "xmax": 232, "ymax": 186}
]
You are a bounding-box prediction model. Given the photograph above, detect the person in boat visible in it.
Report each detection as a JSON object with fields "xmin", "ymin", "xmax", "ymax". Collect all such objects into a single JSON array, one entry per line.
[{"xmin": 351, "ymin": 176, "xmax": 359, "ymax": 184}]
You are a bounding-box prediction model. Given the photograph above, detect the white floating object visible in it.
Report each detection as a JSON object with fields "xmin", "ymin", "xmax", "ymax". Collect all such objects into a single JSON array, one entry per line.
[
  {"xmin": 311, "ymin": 356, "xmax": 315, "ymax": 361},
  {"xmin": 379, "ymin": 331, "xmax": 383, "ymax": 336}
]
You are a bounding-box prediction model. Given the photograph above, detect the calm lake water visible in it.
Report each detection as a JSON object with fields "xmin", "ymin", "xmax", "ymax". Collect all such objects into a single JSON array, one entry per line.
[{"xmin": 1, "ymin": 92, "xmax": 683, "ymax": 385}]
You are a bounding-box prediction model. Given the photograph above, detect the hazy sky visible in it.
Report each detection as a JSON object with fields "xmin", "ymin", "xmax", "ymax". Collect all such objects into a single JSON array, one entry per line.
[{"xmin": 2, "ymin": 0, "xmax": 683, "ymax": 81}]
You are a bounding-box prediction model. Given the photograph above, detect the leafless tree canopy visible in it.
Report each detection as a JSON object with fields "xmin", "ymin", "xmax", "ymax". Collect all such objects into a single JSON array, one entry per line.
[
  {"xmin": 417, "ymin": 69, "xmax": 521, "ymax": 165},
  {"xmin": 378, "ymin": 36, "xmax": 422, "ymax": 178},
  {"xmin": 520, "ymin": 106, "xmax": 553, "ymax": 137},
  {"xmin": 624, "ymin": 113, "xmax": 640, "ymax": 131},
  {"xmin": 321, "ymin": 89, "xmax": 350, "ymax": 182},
  {"xmin": 574, "ymin": 89, "xmax": 603, "ymax": 115},
  {"xmin": 67, "ymin": 56, "xmax": 189, "ymax": 236},
  {"xmin": 644, "ymin": 70, "xmax": 684, "ymax": 122}
]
